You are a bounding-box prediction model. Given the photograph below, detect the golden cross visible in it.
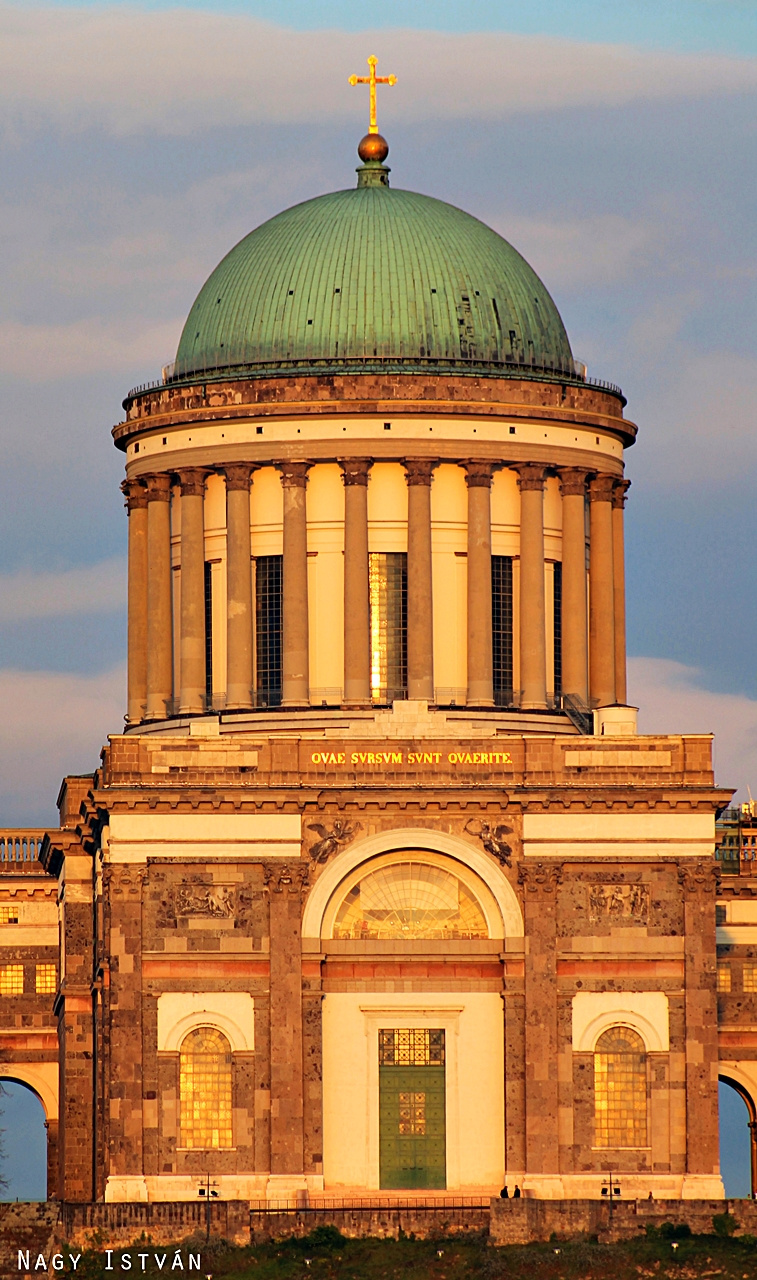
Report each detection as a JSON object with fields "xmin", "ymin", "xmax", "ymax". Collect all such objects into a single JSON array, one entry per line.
[{"xmin": 349, "ymin": 55, "xmax": 397, "ymax": 135}]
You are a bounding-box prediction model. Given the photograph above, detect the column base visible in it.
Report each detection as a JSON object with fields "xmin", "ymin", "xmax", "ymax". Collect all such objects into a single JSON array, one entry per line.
[{"xmin": 520, "ymin": 700, "xmax": 548, "ymax": 711}]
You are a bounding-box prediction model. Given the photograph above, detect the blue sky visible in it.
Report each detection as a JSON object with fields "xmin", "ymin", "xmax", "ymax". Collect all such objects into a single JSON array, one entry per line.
[
  {"xmin": 8, "ymin": 0, "xmax": 757, "ymax": 56},
  {"xmin": 0, "ymin": 1, "xmax": 756, "ymax": 823}
]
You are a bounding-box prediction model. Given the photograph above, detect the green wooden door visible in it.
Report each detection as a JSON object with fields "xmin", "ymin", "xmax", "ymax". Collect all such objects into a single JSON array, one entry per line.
[{"xmin": 378, "ymin": 1029, "xmax": 446, "ymax": 1190}]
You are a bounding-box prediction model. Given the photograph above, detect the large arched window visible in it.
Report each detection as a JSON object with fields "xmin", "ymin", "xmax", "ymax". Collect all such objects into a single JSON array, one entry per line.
[
  {"xmin": 332, "ymin": 859, "xmax": 489, "ymax": 940},
  {"xmin": 594, "ymin": 1027, "xmax": 647, "ymax": 1148},
  {"xmin": 179, "ymin": 1027, "xmax": 233, "ymax": 1149}
]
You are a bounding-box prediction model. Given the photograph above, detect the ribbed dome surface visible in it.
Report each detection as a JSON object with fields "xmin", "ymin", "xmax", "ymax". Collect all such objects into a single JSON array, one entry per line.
[{"xmin": 174, "ymin": 183, "xmax": 575, "ymax": 382}]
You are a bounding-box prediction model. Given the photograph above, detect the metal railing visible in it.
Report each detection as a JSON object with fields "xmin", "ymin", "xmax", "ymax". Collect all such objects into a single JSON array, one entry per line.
[
  {"xmin": 0, "ymin": 830, "xmax": 47, "ymax": 868},
  {"xmin": 250, "ymin": 1196, "xmax": 490, "ymax": 1213},
  {"xmin": 560, "ymin": 693, "xmax": 594, "ymax": 735},
  {"xmin": 124, "ymin": 356, "xmax": 623, "ymax": 406}
]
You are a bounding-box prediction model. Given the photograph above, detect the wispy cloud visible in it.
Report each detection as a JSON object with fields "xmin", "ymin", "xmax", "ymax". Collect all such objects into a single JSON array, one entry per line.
[
  {"xmin": 1, "ymin": 10, "xmax": 755, "ymax": 138},
  {"xmin": 0, "ymin": 318, "xmax": 183, "ymax": 379},
  {"xmin": 629, "ymin": 656, "xmax": 757, "ymax": 801},
  {"xmin": 0, "ymin": 664, "xmax": 124, "ymax": 825},
  {"xmin": 486, "ymin": 212, "xmax": 668, "ymax": 289},
  {"xmin": 0, "ymin": 557, "xmax": 125, "ymax": 621}
]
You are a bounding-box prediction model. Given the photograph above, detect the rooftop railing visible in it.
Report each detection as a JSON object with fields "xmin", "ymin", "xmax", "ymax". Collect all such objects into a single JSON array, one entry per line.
[
  {"xmin": 0, "ymin": 830, "xmax": 47, "ymax": 870},
  {"xmin": 124, "ymin": 355, "xmax": 624, "ymax": 406}
]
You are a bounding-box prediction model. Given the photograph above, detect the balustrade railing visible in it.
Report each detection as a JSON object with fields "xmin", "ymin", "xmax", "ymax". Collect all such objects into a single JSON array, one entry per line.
[{"xmin": 0, "ymin": 830, "xmax": 47, "ymax": 870}]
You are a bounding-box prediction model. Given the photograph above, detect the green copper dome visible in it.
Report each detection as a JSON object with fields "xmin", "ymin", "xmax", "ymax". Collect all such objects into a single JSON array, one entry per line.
[{"xmin": 174, "ymin": 172, "xmax": 576, "ymax": 383}]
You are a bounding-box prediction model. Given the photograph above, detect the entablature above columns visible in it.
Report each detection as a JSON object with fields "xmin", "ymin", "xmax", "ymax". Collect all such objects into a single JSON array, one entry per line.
[{"xmin": 121, "ymin": 423, "xmax": 626, "ymax": 479}]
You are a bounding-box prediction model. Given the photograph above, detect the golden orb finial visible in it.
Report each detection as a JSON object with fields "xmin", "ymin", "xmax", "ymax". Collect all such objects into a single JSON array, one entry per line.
[{"xmin": 358, "ymin": 133, "xmax": 389, "ymax": 163}]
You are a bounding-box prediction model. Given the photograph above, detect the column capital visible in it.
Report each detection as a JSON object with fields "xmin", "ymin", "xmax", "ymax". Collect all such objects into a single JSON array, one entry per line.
[
  {"xmin": 558, "ymin": 467, "xmax": 589, "ymax": 498},
  {"xmin": 142, "ymin": 472, "xmax": 172, "ymax": 503},
  {"xmin": 224, "ymin": 462, "xmax": 257, "ymax": 492},
  {"xmin": 339, "ymin": 458, "xmax": 372, "ymax": 487},
  {"xmin": 403, "ymin": 458, "xmax": 435, "ymax": 486},
  {"xmin": 515, "ymin": 463, "xmax": 548, "ymax": 492},
  {"xmin": 277, "ymin": 461, "xmax": 311, "ymax": 488},
  {"xmin": 612, "ymin": 477, "xmax": 631, "ymax": 509},
  {"xmin": 677, "ymin": 862, "xmax": 718, "ymax": 897},
  {"xmin": 518, "ymin": 861, "xmax": 563, "ymax": 894},
  {"xmin": 588, "ymin": 473, "xmax": 616, "ymax": 503},
  {"xmin": 121, "ymin": 479, "xmax": 148, "ymax": 512},
  {"xmin": 176, "ymin": 467, "xmax": 209, "ymax": 497},
  {"xmin": 463, "ymin": 460, "xmax": 494, "ymax": 489}
]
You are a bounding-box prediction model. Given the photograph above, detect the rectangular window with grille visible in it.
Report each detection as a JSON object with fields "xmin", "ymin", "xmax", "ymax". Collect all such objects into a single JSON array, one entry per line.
[
  {"xmin": 369, "ymin": 552, "xmax": 407, "ymax": 703},
  {"xmin": 204, "ymin": 561, "xmax": 214, "ymax": 710},
  {"xmin": 255, "ymin": 555, "xmax": 283, "ymax": 707},
  {"xmin": 0, "ymin": 905, "xmax": 19, "ymax": 925},
  {"xmin": 553, "ymin": 560, "xmax": 562, "ymax": 697},
  {"xmin": 492, "ymin": 555, "xmax": 513, "ymax": 706},
  {"xmin": 743, "ymin": 963, "xmax": 757, "ymax": 993},
  {"xmin": 35, "ymin": 964, "xmax": 56, "ymax": 994},
  {"xmin": 0, "ymin": 965, "xmax": 24, "ymax": 995},
  {"xmin": 379, "ymin": 1028, "xmax": 445, "ymax": 1067},
  {"xmin": 717, "ymin": 962, "xmax": 732, "ymax": 992}
]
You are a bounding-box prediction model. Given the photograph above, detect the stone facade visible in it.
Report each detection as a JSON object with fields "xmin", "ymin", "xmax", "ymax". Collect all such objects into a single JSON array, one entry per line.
[{"xmin": 0, "ymin": 714, "xmax": 734, "ymax": 1202}]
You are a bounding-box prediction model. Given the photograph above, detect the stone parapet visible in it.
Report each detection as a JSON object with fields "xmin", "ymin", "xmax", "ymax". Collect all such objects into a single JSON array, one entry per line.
[
  {"xmin": 490, "ymin": 1197, "xmax": 753, "ymax": 1246},
  {"xmin": 117, "ymin": 372, "xmax": 632, "ymax": 442},
  {"xmin": 101, "ymin": 729, "xmax": 721, "ymax": 795}
]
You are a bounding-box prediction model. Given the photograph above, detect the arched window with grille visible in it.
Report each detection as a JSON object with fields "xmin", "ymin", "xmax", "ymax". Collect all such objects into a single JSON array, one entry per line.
[
  {"xmin": 179, "ymin": 1027, "xmax": 233, "ymax": 1149},
  {"xmin": 594, "ymin": 1026, "xmax": 647, "ymax": 1148}
]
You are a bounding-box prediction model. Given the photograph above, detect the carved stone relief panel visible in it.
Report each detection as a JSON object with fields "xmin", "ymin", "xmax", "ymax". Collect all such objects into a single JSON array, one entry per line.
[{"xmin": 588, "ymin": 882, "xmax": 649, "ymax": 925}]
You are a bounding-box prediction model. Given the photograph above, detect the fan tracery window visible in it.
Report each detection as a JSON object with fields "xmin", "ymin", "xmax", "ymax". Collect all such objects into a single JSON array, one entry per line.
[
  {"xmin": 333, "ymin": 861, "xmax": 488, "ymax": 940},
  {"xmin": 179, "ymin": 1026, "xmax": 233, "ymax": 1149}
]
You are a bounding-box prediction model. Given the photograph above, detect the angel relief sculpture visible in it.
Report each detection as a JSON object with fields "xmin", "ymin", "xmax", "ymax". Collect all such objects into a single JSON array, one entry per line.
[
  {"xmin": 463, "ymin": 818, "xmax": 513, "ymax": 867},
  {"xmin": 306, "ymin": 818, "xmax": 362, "ymax": 864}
]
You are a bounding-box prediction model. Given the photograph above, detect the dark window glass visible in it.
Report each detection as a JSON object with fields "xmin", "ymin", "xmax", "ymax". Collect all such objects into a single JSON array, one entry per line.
[
  {"xmin": 492, "ymin": 555, "xmax": 513, "ymax": 707},
  {"xmin": 553, "ymin": 561, "xmax": 562, "ymax": 698},
  {"xmin": 369, "ymin": 552, "xmax": 407, "ymax": 703},
  {"xmin": 255, "ymin": 555, "xmax": 282, "ymax": 706},
  {"xmin": 204, "ymin": 561, "xmax": 213, "ymax": 710}
]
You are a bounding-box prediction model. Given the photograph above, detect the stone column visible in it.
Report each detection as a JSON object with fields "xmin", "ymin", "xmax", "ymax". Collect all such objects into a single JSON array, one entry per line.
[
  {"xmin": 612, "ymin": 479, "xmax": 631, "ymax": 706},
  {"xmin": 403, "ymin": 459, "xmax": 435, "ymax": 701},
  {"xmin": 225, "ymin": 464, "xmax": 256, "ymax": 710},
  {"xmin": 464, "ymin": 461, "xmax": 494, "ymax": 707},
  {"xmin": 519, "ymin": 862, "xmax": 562, "ymax": 1193},
  {"xmin": 103, "ymin": 866, "xmax": 146, "ymax": 1195},
  {"xmin": 279, "ymin": 462, "xmax": 311, "ymax": 708},
  {"xmin": 56, "ymin": 833, "xmax": 96, "ymax": 1201},
  {"xmin": 122, "ymin": 480, "xmax": 148, "ymax": 725},
  {"xmin": 516, "ymin": 465, "xmax": 548, "ymax": 710},
  {"xmin": 588, "ymin": 474, "xmax": 616, "ymax": 707},
  {"xmin": 340, "ymin": 459, "xmax": 371, "ymax": 707},
  {"xmin": 266, "ymin": 866, "xmax": 308, "ymax": 1177},
  {"xmin": 678, "ymin": 864, "xmax": 721, "ymax": 1193},
  {"xmin": 144, "ymin": 472, "xmax": 174, "ymax": 720},
  {"xmin": 177, "ymin": 468, "xmax": 208, "ymax": 715},
  {"xmin": 558, "ymin": 469, "xmax": 589, "ymax": 705}
]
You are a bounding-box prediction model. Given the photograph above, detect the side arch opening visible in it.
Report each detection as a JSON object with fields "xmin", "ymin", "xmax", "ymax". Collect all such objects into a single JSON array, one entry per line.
[
  {"xmin": 0, "ymin": 1080, "xmax": 50, "ymax": 1202},
  {"xmin": 719, "ymin": 1074, "xmax": 756, "ymax": 1199}
]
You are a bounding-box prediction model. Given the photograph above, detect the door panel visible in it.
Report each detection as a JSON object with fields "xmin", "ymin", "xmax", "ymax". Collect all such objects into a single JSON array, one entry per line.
[{"xmin": 379, "ymin": 1064, "xmax": 446, "ymax": 1189}]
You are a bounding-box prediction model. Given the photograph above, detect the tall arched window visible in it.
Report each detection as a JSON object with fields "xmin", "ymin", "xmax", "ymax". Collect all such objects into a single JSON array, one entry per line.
[
  {"xmin": 594, "ymin": 1027, "xmax": 647, "ymax": 1148},
  {"xmin": 179, "ymin": 1027, "xmax": 233, "ymax": 1149}
]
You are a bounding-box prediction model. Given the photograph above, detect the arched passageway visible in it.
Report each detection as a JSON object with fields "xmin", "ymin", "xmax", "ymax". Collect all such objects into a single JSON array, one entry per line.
[
  {"xmin": 719, "ymin": 1077, "xmax": 755, "ymax": 1199},
  {"xmin": 0, "ymin": 1082, "xmax": 47, "ymax": 1201}
]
